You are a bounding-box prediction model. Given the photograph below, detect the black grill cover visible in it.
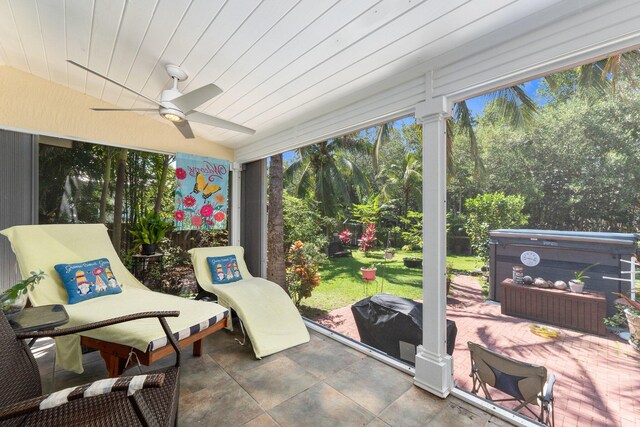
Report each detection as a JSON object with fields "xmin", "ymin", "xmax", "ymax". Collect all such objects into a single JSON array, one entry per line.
[{"xmin": 351, "ymin": 293, "xmax": 457, "ymax": 363}]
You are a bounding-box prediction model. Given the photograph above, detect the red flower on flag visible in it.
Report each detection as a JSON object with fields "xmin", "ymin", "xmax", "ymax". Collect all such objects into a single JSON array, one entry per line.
[
  {"xmin": 175, "ymin": 168, "xmax": 187, "ymax": 180},
  {"xmin": 183, "ymin": 195, "xmax": 196, "ymax": 207},
  {"xmin": 200, "ymin": 204, "xmax": 214, "ymax": 217},
  {"xmin": 174, "ymin": 210, "xmax": 185, "ymax": 221},
  {"xmin": 214, "ymin": 211, "xmax": 225, "ymax": 222},
  {"xmin": 191, "ymin": 216, "xmax": 203, "ymax": 227}
]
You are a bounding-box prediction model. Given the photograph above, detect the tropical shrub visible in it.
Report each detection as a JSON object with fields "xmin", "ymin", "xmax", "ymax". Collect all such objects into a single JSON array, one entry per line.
[
  {"xmin": 358, "ymin": 224, "xmax": 377, "ymax": 254},
  {"xmin": 351, "ymin": 196, "xmax": 381, "ymax": 226},
  {"xmin": 283, "ymin": 194, "xmax": 326, "ymax": 248},
  {"xmin": 400, "ymin": 211, "xmax": 423, "ymax": 250},
  {"xmin": 338, "ymin": 229, "xmax": 352, "ymax": 246},
  {"xmin": 286, "ymin": 241, "xmax": 321, "ymax": 307},
  {"xmin": 464, "ymin": 192, "xmax": 528, "ymax": 262}
]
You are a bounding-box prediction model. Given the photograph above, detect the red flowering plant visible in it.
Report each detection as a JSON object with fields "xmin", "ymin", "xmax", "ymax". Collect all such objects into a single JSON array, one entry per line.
[
  {"xmin": 286, "ymin": 241, "xmax": 321, "ymax": 308},
  {"xmin": 338, "ymin": 229, "xmax": 352, "ymax": 246},
  {"xmin": 358, "ymin": 223, "xmax": 377, "ymax": 255}
]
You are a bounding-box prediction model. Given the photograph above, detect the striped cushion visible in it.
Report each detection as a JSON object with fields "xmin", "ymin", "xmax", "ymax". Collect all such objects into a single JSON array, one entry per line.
[
  {"xmin": 146, "ymin": 309, "xmax": 228, "ymax": 351},
  {"xmin": 39, "ymin": 374, "xmax": 162, "ymax": 410}
]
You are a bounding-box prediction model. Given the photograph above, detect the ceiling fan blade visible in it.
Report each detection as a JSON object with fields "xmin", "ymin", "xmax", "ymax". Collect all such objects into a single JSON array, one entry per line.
[
  {"xmin": 91, "ymin": 108, "xmax": 158, "ymax": 112},
  {"xmin": 186, "ymin": 111, "xmax": 255, "ymax": 135},
  {"xmin": 173, "ymin": 120, "xmax": 195, "ymax": 139},
  {"xmin": 170, "ymin": 84, "xmax": 223, "ymax": 112},
  {"xmin": 67, "ymin": 60, "xmax": 163, "ymax": 107}
]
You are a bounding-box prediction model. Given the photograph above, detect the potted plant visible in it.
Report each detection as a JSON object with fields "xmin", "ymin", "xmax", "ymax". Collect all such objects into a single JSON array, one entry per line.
[
  {"xmin": 611, "ymin": 293, "xmax": 640, "ymax": 352},
  {"xmin": 130, "ymin": 211, "xmax": 174, "ymax": 255},
  {"xmin": 569, "ymin": 263, "xmax": 597, "ymax": 293},
  {"xmin": 384, "ymin": 247, "xmax": 396, "ymax": 260},
  {"xmin": 403, "ymin": 257, "xmax": 422, "ymax": 268},
  {"xmin": 360, "ymin": 264, "xmax": 377, "ymax": 281},
  {"xmin": 625, "ymin": 307, "xmax": 640, "ymax": 351},
  {"xmin": 0, "ymin": 271, "xmax": 46, "ymax": 319}
]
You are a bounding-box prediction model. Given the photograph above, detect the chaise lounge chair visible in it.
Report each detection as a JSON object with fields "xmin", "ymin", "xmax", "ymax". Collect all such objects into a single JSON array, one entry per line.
[
  {"xmin": 0, "ymin": 224, "xmax": 229, "ymax": 377},
  {"xmin": 189, "ymin": 246, "xmax": 309, "ymax": 358},
  {"xmin": 468, "ymin": 341, "xmax": 555, "ymax": 426},
  {"xmin": 0, "ymin": 309, "xmax": 181, "ymax": 426}
]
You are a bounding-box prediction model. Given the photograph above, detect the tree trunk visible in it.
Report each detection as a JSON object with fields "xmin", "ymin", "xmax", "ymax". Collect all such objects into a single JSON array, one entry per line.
[
  {"xmin": 112, "ymin": 148, "xmax": 128, "ymax": 253},
  {"xmin": 154, "ymin": 155, "xmax": 170, "ymax": 215},
  {"xmin": 267, "ymin": 154, "xmax": 287, "ymax": 290},
  {"xmin": 98, "ymin": 147, "xmax": 112, "ymax": 223}
]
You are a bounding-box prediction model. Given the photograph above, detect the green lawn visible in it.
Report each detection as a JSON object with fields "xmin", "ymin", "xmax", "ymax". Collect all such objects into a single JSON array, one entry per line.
[
  {"xmin": 300, "ymin": 249, "xmax": 480, "ymax": 318},
  {"xmin": 447, "ymin": 254, "xmax": 483, "ymax": 273}
]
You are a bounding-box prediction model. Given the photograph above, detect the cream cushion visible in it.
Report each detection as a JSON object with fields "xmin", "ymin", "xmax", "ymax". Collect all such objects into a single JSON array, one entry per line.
[
  {"xmin": 189, "ymin": 246, "xmax": 309, "ymax": 358},
  {"xmin": 1, "ymin": 224, "xmax": 228, "ymax": 373}
]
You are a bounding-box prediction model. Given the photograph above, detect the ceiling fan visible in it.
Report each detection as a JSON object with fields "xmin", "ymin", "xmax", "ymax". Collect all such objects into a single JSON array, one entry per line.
[{"xmin": 67, "ymin": 60, "xmax": 255, "ymax": 138}]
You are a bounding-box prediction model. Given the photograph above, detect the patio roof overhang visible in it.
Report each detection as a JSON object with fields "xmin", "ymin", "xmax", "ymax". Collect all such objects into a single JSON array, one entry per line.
[{"xmin": 2, "ymin": 1, "xmax": 639, "ymax": 159}]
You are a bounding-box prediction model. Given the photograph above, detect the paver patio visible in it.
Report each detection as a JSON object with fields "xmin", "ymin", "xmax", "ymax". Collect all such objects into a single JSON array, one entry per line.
[
  {"xmin": 32, "ymin": 326, "xmax": 512, "ymax": 426},
  {"xmin": 314, "ymin": 275, "xmax": 640, "ymax": 427}
]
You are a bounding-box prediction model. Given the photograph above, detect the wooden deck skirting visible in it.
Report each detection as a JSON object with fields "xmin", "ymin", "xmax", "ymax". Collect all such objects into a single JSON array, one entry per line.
[{"xmin": 500, "ymin": 279, "xmax": 607, "ymax": 336}]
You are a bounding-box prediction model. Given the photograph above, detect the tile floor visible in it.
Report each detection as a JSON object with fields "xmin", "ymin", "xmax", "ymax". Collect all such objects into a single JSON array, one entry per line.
[
  {"xmin": 314, "ymin": 276, "xmax": 640, "ymax": 427},
  {"xmin": 32, "ymin": 326, "xmax": 513, "ymax": 426}
]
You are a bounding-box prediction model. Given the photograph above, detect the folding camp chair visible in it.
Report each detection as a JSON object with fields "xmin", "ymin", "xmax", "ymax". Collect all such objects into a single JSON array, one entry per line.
[{"xmin": 468, "ymin": 341, "xmax": 555, "ymax": 426}]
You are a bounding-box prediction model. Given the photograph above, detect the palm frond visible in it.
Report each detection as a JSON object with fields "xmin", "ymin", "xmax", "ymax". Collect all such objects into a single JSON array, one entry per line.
[
  {"xmin": 577, "ymin": 61, "xmax": 610, "ymax": 97},
  {"xmin": 283, "ymin": 158, "xmax": 304, "ymax": 183},
  {"xmin": 373, "ymin": 123, "xmax": 392, "ymax": 173},
  {"xmin": 453, "ymin": 101, "xmax": 484, "ymax": 177},
  {"xmin": 294, "ymin": 162, "xmax": 314, "ymax": 198},
  {"xmin": 484, "ymin": 86, "xmax": 537, "ymax": 128}
]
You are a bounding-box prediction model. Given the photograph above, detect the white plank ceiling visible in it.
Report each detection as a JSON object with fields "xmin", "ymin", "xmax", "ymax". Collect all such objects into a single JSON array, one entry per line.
[{"xmin": 0, "ymin": 0, "xmax": 595, "ymax": 149}]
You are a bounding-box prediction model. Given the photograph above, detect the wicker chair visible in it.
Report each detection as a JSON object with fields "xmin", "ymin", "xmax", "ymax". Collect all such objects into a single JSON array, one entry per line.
[
  {"xmin": 0, "ymin": 310, "xmax": 181, "ymax": 426},
  {"xmin": 468, "ymin": 341, "xmax": 555, "ymax": 426}
]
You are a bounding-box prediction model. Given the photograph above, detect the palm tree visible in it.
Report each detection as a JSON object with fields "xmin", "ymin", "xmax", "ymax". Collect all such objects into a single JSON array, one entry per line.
[
  {"xmin": 379, "ymin": 151, "xmax": 422, "ymax": 217},
  {"xmin": 284, "ymin": 135, "xmax": 371, "ymax": 217},
  {"xmin": 449, "ymin": 86, "xmax": 536, "ymax": 178},
  {"xmin": 575, "ymin": 51, "xmax": 639, "ymax": 96},
  {"xmin": 450, "ymin": 50, "xmax": 640, "ymax": 179},
  {"xmin": 372, "ymin": 122, "xmax": 392, "ymax": 176},
  {"xmin": 267, "ymin": 154, "xmax": 286, "ymax": 289}
]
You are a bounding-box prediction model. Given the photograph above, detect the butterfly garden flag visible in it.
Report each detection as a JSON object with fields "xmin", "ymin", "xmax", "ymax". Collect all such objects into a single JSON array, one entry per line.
[{"xmin": 174, "ymin": 153, "xmax": 229, "ymax": 231}]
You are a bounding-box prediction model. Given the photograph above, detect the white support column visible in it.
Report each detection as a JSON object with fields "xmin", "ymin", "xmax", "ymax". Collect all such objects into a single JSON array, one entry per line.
[
  {"xmin": 413, "ymin": 93, "xmax": 454, "ymax": 398},
  {"xmin": 230, "ymin": 162, "xmax": 242, "ymax": 246}
]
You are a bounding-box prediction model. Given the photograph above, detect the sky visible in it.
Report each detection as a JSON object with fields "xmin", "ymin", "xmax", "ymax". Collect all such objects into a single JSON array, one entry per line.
[
  {"xmin": 464, "ymin": 78, "xmax": 543, "ymax": 117},
  {"xmin": 282, "ymin": 78, "xmax": 545, "ymax": 162}
]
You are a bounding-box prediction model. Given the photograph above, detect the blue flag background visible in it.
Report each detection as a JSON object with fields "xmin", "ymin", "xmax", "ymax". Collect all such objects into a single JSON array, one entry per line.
[{"xmin": 174, "ymin": 153, "xmax": 229, "ymax": 231}]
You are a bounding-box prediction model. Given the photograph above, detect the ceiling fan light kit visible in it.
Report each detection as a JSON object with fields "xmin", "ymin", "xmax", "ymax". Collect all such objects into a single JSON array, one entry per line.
[
  {"xmin": 161, "ymin": 111, "xmax": 184, "ymax": 122},
  {"xmin": 66, "ymin": 60, "xmax": 255, "ymax": 138}
]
